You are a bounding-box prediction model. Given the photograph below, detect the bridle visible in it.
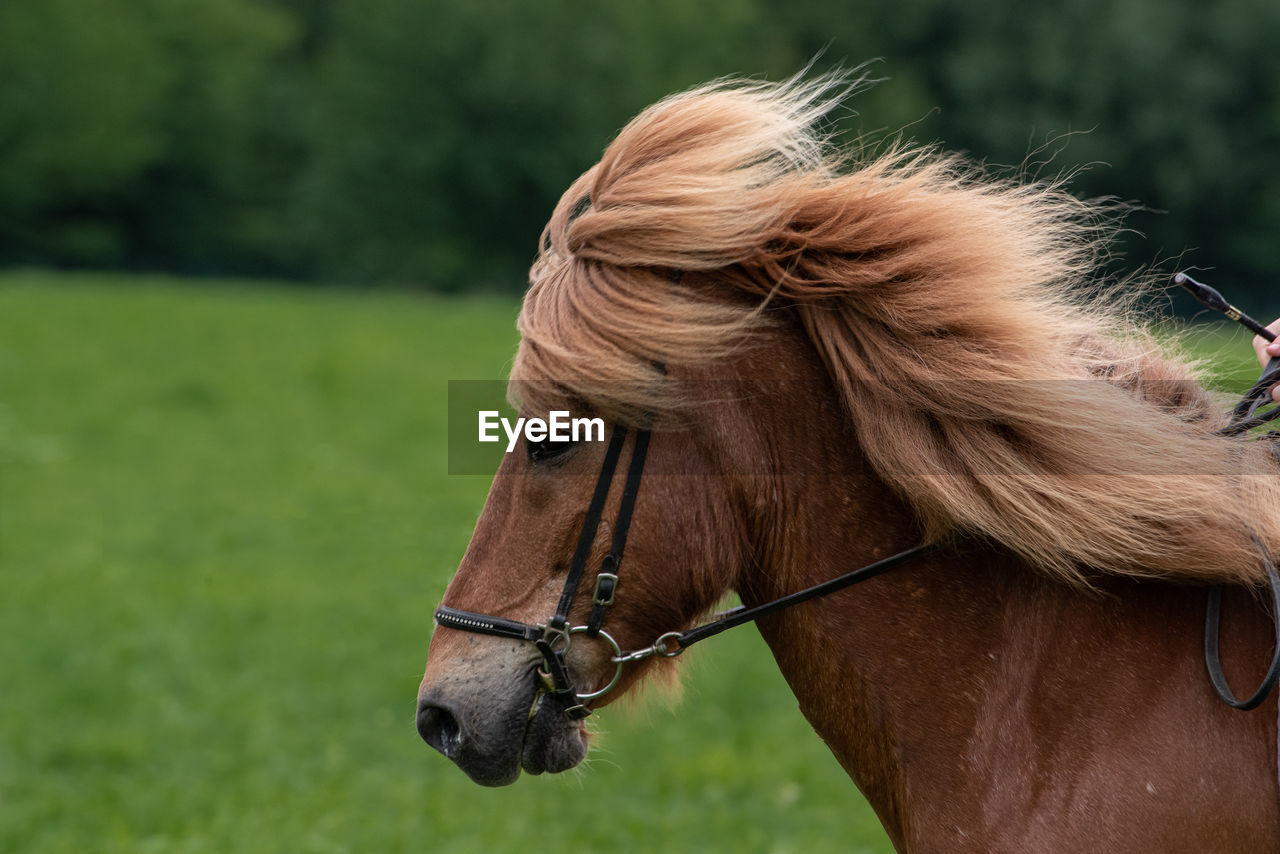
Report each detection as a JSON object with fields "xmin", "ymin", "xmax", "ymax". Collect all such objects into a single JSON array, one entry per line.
[
  {"xmin": 433, "ymin": 414, "xmax": 947, "ymax": 720},
  {"xmin": 432, "ymin": 274, "xmax": 949, "ymax": 720},
  {"xmin": 433, "ymin": 273, "xmax": 1280, "ymax": 722},
  {"xmin": 435, "ymin": 422, "xmax": 654, "ymax": 719}
]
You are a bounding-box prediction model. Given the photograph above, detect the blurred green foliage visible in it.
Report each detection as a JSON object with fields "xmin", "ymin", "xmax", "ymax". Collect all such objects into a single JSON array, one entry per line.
[{"xmin": 1, "ymin": 0, "xmax": 1277, "ymax": 299}]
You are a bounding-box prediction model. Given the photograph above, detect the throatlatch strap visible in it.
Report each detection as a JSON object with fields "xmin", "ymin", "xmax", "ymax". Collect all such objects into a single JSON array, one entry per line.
[
  {"xmin": 586, "ymin": 428, "xmax": 652, "ymax": 636},
  {"xmin": 551, "ymin": 424, "xmax": 628, "ymax": 631}
]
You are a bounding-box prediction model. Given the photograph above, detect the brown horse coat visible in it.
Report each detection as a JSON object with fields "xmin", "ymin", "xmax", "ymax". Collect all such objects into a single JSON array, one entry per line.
[{"xmin": 420, "ymin": 74, "xmax": 1280, "ymax": 851}]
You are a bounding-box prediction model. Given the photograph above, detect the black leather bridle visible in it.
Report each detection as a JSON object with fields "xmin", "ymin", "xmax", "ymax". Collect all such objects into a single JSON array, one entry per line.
[
  {"xmin": 432, "ymin": 417, "xmax": 945, "ymax": 719},
  {"xmin": 433, "ymin": 273, "xmax": 1280, "ymax": 721},
  {"xmin": 435, "ymin": 423, "xmax": 654, "ymax": 719}
]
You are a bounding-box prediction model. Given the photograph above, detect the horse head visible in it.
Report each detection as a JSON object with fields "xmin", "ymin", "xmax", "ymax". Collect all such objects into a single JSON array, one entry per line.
[
  {"xmin": 412, "ymin": 71, "xmax": 1280, "ymax": 849},
  {"xmin": 416, "ymin": 374, "xmax": 771, "ymax": 785}
]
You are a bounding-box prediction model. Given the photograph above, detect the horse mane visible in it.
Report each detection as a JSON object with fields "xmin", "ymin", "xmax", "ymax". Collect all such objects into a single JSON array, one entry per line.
[{"xmin": 513, "ymin": 72, "xmax": 1280, "ymax": 586}]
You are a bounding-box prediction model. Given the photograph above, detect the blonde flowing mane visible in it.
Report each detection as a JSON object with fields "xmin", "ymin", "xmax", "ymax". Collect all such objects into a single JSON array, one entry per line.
[{"xmin": 513, "ymin": 73, "xmax": 1280, "ymax": 586}]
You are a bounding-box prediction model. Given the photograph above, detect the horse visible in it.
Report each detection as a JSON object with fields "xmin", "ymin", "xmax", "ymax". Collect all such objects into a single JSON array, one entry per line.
[{"xmin": 416, "ymin": 74, "xmax": 1280, "ymax": 851}]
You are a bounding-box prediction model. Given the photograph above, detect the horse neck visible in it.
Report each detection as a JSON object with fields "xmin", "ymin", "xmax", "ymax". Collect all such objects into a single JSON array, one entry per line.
[
  {"xmin": 708, "ymin": 330, "xmax": 1278, "ymax": 850},
  {"xmin": 721, "ymin": 334, "xmax": 1022, "ymax": 845}
]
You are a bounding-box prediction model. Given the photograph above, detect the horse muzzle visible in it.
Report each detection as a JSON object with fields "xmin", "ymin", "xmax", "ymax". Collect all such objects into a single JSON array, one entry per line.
[{"xmin": 417, "ymin": 637, "xmax": 589, "ymax": 786}]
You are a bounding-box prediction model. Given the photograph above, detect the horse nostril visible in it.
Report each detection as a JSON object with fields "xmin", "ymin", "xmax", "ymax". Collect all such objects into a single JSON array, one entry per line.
[{"xmin": 417, "ymin": 699, "xmax": 463, "ymax": 759}]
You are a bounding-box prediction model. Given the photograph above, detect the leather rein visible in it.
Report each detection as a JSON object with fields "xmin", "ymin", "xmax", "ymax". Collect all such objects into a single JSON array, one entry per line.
[
  {"xmin": 1203, "ymin": 354, "xmax": 1280, "ymax": 710},
  {"xmin": 434, "ymin": 279, "xmax": 1280, "ymax": 721}
]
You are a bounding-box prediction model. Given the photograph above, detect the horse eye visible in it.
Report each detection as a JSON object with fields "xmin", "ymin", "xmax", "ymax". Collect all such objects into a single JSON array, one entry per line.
[{"xmin": 526, "ymin": 437, "xmax": 578, "ymax": 465}]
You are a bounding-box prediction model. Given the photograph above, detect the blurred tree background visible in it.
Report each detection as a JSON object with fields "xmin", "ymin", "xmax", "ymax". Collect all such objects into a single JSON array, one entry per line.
[{"xmin": 1, "ymin": 0, "xmax": 1277, "ymax": 301}]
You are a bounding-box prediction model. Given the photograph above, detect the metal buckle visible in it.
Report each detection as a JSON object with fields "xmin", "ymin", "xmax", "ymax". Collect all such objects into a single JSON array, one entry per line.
[
  {"xmin": 592, "ymin": 572, "xmax": 618, "ymax": 607},
  {"xmin": 611, "ymin": 631, "xmax": 686, "ymax": 664},
  {"xmin": 539, "ymin": 622, "xmax": 571, "ymax": 653},
  {"xmin": 534, "ymin": 624, "xmax": 626, "ymax": 703}
]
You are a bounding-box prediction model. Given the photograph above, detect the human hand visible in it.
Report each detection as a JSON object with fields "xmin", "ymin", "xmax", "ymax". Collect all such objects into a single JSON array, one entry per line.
[{"xmin": 1252, "ymin": 319, "xmax": 1280, "ymax": 402}]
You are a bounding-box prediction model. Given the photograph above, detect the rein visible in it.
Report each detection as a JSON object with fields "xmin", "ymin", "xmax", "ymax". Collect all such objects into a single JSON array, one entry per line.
[
  {"xmin": 1181, "ymin": 273, "xmax": 1280, "ymax": 710},
  {"xmin": 434, "ymin": 273, "xmax": 1280, "ymax": 721}
]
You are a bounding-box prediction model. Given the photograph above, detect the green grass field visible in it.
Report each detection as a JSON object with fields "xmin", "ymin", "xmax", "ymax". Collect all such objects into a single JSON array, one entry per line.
[
  {"xmin": 0, "ymin": 272, "xmax": 898, "ymax": 854},
  {"xmin": 1, "ymin": 272, "xmax": 1268, "ymax": 854}
]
